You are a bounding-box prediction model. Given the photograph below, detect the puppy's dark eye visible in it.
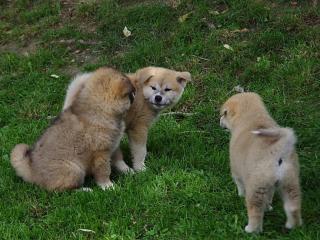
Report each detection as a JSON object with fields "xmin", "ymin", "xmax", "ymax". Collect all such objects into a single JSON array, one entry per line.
[
  {"xmin": 151, "ymin": 86, "xmax": 156, "ymax": 90},
  {"xmin": 224, "ymin": 110, "xmax": 227, "ymax": 116},
  {"xmin": 164, "ymin": 88, "xmax": 171, "ymax": 92}
]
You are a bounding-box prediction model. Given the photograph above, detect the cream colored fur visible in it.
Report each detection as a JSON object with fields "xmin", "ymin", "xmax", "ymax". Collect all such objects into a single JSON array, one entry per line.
[{"xmin": 220, "ymin": 92, "xmax": 302, "ymax": 233}]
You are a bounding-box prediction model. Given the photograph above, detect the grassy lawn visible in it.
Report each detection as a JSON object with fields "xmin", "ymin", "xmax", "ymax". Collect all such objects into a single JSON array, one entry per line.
[{"xmin": 0, "ymin": 0, "xmax": 319, "ymax": 239}]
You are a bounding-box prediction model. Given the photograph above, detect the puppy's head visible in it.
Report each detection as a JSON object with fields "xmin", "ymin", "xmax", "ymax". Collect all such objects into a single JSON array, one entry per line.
[
  {"xmin": 220, "ymin": 92, "xmax": 263, "ymax": 131},
  {"xmin": 134, "ymin": 67, "xmax": 191, "ymax": 110},
  {"xmin": 88, "ymin": 67, "xmax": 135, "ymax": 113}
]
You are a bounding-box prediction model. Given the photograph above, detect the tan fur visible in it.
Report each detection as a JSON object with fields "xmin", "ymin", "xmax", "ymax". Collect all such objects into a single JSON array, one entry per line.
[
  {"xmin": 120, "ymin": 67, "xmax": 191, "ymax": 171},
  {"xmin": 10, "ymin": 67, "xmax": 135, "ymax": 191},
  {"xmin": 63, "ymin": 66, "xmax": 191, "ymax": 172},
  {"xmin": 220, "ymin": 92, "xmax": 302, "ymax": 233}
]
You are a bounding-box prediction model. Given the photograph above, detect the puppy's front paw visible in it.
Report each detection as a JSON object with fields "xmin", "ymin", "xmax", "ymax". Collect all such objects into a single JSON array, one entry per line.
[
  {"xmin": 285, "ymin": 218, "xmax": 302, "ymax": 229},
  {"xmin": 245, "ymin": 225, "xmax": 262, "ymax": 233},
  {"xmin": 113, "ymin": 159, "xmax": 133, "ymax": 174},
  {"xmin": 285, "ymin": 221, "xmax": 294, "ymax": 229},
  {"xmin": 125, "ymin": 167, "xmax": 135, "ymax": 174},
  {"xmin": 79, "ymin": 187, "xmax": 93, "ymax": 192},
  {"xmin": 133, "ymin": 163, "xmax": 146, "ymax": 172},
  {"xmin": 98, "ymin": 181, "xmax": 114, "ymax": 191},
  {"xmin": 285, "ymin": 219, "xmax": 302, "ymax": 229},
  {"xmin": 119, "ymin": 166, "xmax": 134, "ymax": 174}
]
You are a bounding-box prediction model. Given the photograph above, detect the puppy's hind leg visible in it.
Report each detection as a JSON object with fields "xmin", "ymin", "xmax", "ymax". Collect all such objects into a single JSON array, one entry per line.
[
  {"xmin": 92, "ymin": 151, "xmax": 113, "ymax": 190},
  {"xmin": 245, "ymin": 184, "xmax": 272, "ymax": 233},
  {"xmin": 111, "ymin": 147, "xmax": 133, "ymax": 174},
  {"xmin": 128, "ymin": 127, "xmax": 148, "ymax": 172},
  {"xmin": 279, "ymin": 166, "xmax": 302, "ymax": 229},
  {"xmin": 44, "ymin": 162, "xmax": 86, "ymax": 191}
]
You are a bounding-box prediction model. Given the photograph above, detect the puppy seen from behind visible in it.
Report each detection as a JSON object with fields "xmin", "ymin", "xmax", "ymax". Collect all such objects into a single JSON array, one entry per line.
[{"xmin": 220, "ymin": 92, "xmax": 302, "ymax": 233}]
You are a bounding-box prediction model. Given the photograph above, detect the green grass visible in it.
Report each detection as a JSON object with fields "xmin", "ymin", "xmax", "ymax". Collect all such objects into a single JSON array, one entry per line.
[{"xmin": 0, "ymin": 0, "xmax": 319, "ymax": 239}]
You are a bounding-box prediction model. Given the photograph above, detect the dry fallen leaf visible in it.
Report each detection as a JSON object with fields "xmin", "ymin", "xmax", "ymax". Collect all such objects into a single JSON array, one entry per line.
[
  {"xmin": 209, "ymin": 10, "xmax": 220, "ymax": 15},
  {"xmin": 221, "ymin": 9, "xmax": 228, "ymax": 14},
  {"xmin": 78, "ymin": 229, "xmax": 95, "ymax": 233},
  {"xmin": 234, "ymin": 85, "xmax": 244, "ymax": 93},
  {"xmin": 123, "ymin": 26, "xmax": 131, "ymax": 37},
  {"xmin": 46, "ymin": 115, "xmax": 55, "ymax": 120},
  {"xmin": 178, "ymin": 12, "xmax": 192, "ymax": 23},
  {"xmin": 50, "ymin": 74, "xmax": 59, "ymax": 79},
  {"xmin": 223, "ymin": 44, "xmax": 233, "ymax": 51}
]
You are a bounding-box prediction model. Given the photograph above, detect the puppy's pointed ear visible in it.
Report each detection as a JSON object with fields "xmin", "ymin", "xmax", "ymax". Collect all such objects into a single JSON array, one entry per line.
[
  {"xmin": 176, "ymin": 71, "xmax": 191, "ymax": 87},
  {"xmin": 143, "ymin": 75, "xmax": 153, "ymax": 85},
  {"xmin": 135, "ymin": 67, "xmax": 154, "ymax": 85}
]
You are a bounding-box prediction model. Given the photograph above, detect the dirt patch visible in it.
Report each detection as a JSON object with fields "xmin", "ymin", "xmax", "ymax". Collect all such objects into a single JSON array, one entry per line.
[
  {"xmin": 58, "ymin": 0, "xmax": 98, "ymax": 33},
  {"xmin": 303, "ymin": 13, "xmax": 320, "ymax": 26},
  {"xmin": 118, "ymin": 0, "xmax": 181, "ymax": 8},
  {"xmin": 60, "ymin": 48, "xmax": 99, "ymax": 76},
  {"xmin": 0, "ymin": 41, "xmax": 38, "ymax": 56},
  {"xmin": 51, "ymin": 38, "xmax": 100, "ymax": 66},
  {"xmin": 63, "ymin": 64, "xmax": 80, "ymax": 76}
]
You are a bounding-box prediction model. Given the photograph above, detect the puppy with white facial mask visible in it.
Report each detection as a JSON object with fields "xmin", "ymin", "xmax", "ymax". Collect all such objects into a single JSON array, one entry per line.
[
  {"xmin": 117, "ymin": 67, "xmax": 191, "ymax": 171},
  {"xmin": 220, "ymin": 92, "xmax": 302, "ymax": 233}
]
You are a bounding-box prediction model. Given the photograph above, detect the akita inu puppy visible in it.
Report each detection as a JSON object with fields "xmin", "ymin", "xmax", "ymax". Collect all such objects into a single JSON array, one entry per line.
[{"xmin": 220, "ymin": 92, "xmax": 302, "ymax": 233}]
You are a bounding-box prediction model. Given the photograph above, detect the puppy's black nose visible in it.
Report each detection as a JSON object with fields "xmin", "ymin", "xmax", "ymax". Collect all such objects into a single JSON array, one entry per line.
[{"xmin": 155, "ymin": 95, "xmax": 162, "ymax": 103}]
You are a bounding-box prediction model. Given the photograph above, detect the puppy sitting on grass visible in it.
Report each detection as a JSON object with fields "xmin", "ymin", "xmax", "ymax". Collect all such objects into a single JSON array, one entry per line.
[
  {"xmin": 220, "ymin": 92, "xmax": 302, "ymax": 233},
  {"xmin": 11, "ymin": 67, "xmax": 135, "ymax": 191},
  {"xmin": 64, "ymin": 66, "xmax": 191, "ymax": 172}
]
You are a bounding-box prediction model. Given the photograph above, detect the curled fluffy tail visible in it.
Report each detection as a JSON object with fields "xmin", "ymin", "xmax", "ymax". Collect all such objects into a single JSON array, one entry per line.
[
  {"xmin": 63, "ymin": 73, "xmax": 92, "ymax": 110},
  {"xmin": 252, "ymin": 127, "xmax": 297, "ymax": 161},
  {"xmin": 10, "ymin": 144, "xmax": 33, "ymax": 183}
]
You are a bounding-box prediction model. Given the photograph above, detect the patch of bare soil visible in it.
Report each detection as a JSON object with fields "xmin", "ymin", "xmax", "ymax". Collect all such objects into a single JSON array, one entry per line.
[
  {"xmin": 59, "ymin": 0, "xmax": 98, "ymax": 33},
  {"xmin": 303, "ymin": 13, "xmax": 320, "ymax": 26},
  {"xmin": 0, "ymin": 41, "xmax": 38, "ymax": 56},
  {"xmin": 118, "ymin": 0, "xmax": 182, "ymax": 8}
]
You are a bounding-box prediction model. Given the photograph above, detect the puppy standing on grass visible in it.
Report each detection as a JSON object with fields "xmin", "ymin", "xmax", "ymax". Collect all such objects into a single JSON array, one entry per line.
[
  {"xmin": 11, "ymin": 67, "xmax": 135, "ymax": 191},
  {"xmin": 220, "ymin": 92, "xmax": 302, "ymax": 233},
  {"xmin": 64, "ymin": 67, "xmax": 191, "ymax": 172}
]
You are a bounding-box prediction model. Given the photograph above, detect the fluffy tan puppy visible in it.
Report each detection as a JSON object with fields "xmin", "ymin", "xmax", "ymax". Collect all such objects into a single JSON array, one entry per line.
[
  {"xmin": 63, "ymin": 67, "xmax": 191, "ymax": 172},
  {"xmin": 11, "ymin": 67, "xmax": 135, "ymax": 191},
  {"xmin": 220, "ymin": 92, "xmax": 302, "ymax": 233}
]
